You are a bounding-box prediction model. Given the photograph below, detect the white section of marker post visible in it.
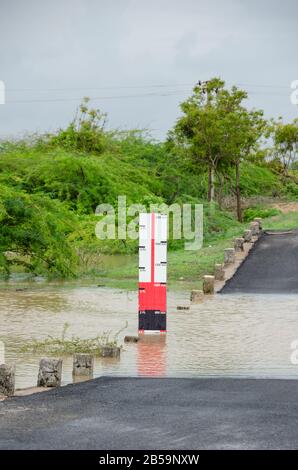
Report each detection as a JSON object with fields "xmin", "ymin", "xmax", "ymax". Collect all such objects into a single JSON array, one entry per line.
[{"xmin": 139, "ymin": 213, "xmax": 151, "ymax": 283}]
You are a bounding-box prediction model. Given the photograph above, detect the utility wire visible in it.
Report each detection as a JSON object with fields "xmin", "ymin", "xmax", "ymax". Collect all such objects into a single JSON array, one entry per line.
[
  {"xmin": 5, "ymin": 81, "xmax": 293, "ymax": 93},
  {"xmin": 6, "ymin": 83, "xmax": 193, "ymax": 92},
  {"xmin": 5, "ymin": 90, "xmax": 291, "ymax": 104},
  {"xmin": 6, "ymin": 90, "xmax": 190, "ymax": 104},
  {"xmin": 2, "ymin": 81, "xmax": 294, "ymax": 105}
]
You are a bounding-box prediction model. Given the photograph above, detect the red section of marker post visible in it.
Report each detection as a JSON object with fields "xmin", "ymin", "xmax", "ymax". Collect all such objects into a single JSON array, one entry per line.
[{"xmin": 138, "ymin": 213, "xmax": 167, "ymax": 333}]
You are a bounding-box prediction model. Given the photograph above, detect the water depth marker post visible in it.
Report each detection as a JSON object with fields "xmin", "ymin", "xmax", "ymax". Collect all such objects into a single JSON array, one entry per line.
[{"xmin": 138, "ymin": 212, "xmax": 167, "ymax": 334}]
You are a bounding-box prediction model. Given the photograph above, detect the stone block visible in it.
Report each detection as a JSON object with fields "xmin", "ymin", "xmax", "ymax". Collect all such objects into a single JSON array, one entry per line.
[
  {"xmin": 234, "ymin": 237, "xmax": 245, "ymax": 252},
  {"xmin": 101, "ymin": 346, "xmax": 121, "ymax": 358},
  {"xmin": 0, "ymin": 341, "xmax": 4, "ymax": 364},
  {"xmin": 124, "ymin": 336, "xmax": 140, "ymax": 343},
  {"xmin": 243, "ymin": 229, "xmax": 252, "ymax": 242},
  {"xmin": 0, "ymin": 364, "xmax": 15, "ymax": 396},
  {"xmin": 214, "ymin": 263, "xmax": 225, "ymax": 281},
  {"xmin": 37, "ymin": 357, "xmax": 62, "ymax": 388},
  {"xmin": 203, "ymin": 275, "xmax": 215, "ymax": 295},
  {"xmin": 224, "ymin": 248, "xmax": 235, "ymax": 265},
  {"xmin": 190, "ymin": 290, "xmax": 204, "ymax": 302},
  {"xmin": 250, "ymin": 221, "xmax": 260, "ymax": 236},
  {"xmin": 254, "ymin": 217, "xmax": 263, "ymax": 230},
  {"xmin": 73, "ymin": 353, "xmax": 94, "ymax": 376}
]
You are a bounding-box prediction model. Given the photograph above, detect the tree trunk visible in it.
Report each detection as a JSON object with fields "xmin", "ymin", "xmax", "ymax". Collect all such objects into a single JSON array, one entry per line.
[
  {"xmin": 235, "ymin": 161, "xmax": 242, "ymax": 222},
  {"xmin": 208, "ymin": 164, "xmax": 215, "ymax": 203},
  {"xmin": 216, "ymin": 171, "xmax": 224, "ymax": 210}
]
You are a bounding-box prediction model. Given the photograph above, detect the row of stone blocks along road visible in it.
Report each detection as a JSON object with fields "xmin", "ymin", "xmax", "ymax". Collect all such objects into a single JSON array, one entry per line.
[
  {"xmin": 37, "ymin": 352, "xmax": 115, "ymax": 385},
  {"xmin": 0, "ymin": 348, "xmax": 121, "ymax": 397},
  {"xmin": 201, "ymin": 217, "xmax": 263, "ymax": 296}
]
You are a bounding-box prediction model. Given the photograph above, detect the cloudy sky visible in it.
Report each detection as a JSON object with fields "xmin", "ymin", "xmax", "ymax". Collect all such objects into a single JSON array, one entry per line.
[{"xmin": 0, "ymin": 0, "xmax": 297, "ymax": 139}]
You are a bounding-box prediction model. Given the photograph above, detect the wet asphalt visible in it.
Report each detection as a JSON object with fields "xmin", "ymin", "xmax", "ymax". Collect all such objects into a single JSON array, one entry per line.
[
  {"xmin": 221, "ymin": 230, "xmax": 298, "ymax": 293},
  {"xmin": 1, "ymin": 376, "xmax": 298, "ymax": 449}
]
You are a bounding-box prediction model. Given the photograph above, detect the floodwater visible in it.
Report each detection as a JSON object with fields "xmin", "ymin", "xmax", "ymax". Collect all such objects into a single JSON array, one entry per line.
[{"xmin": 1, "ymin": 284, "xmax": 298, "ymax": 389}]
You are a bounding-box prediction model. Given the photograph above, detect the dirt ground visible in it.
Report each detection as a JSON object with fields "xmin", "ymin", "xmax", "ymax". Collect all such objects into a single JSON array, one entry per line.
[
  {"xmin": 222, "ymin": 196, "xmax": 298, "ymax": 215},
  {"xmin": 270, "ymin": 201, "xmax": 298, "ymax": 213}
]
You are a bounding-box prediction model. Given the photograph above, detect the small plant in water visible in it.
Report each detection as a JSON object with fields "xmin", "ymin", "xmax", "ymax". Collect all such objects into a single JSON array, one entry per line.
[{"xmin": 21, "ymin": 321, "xmax": 128, "ymax": 356}]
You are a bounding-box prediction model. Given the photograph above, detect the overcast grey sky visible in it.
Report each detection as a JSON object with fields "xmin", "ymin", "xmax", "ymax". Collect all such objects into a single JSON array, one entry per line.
[{"xmin": 0, "ymin": 0, "xmax": 297, "ymax": 140}]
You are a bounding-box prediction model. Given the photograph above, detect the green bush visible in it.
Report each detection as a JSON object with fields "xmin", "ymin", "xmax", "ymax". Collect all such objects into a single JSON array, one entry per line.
[
  {"xmin": 243, "ymin": 206, "xmax": 281, "ymax": 222},
  {"xmin": 240, "ymin": 164, "xmax": 282, "ymax": 197},
  {"xmin": 285, "ymin": 181, "xmax": 298, "ymax": 197},
  {"xmin": 0, "ymin": 184, "xmax": 78, "ymax": 278}
]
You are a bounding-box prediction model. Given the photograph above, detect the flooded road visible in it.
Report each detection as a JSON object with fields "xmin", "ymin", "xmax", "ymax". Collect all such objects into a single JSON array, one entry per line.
[{"xmin": 0, "ymin": 285, "xmax": 298, "ymax": 389}]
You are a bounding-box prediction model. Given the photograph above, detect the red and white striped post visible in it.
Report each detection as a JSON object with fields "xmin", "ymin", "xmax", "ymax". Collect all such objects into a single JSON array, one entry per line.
[{"xmin": 138, "ymin": 213, "xmax": 167, "ymax": 334}]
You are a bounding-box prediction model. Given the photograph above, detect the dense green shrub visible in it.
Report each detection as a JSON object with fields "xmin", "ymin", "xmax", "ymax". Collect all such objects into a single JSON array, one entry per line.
[
  {"xmin": 239, "ymin": 164, "xmax": 282, "ymax": 197},
  {"xmin": 0, "ymin": 184, "xmax": 78, "ymax": 278},
  {"xmin": 243, "ymin": 206, "xmax": 281, "ymax": 222}
]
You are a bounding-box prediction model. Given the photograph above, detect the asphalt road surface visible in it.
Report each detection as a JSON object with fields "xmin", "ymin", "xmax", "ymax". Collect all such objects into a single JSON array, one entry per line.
[
  {"xmin": 221, "ymin": 230, "xmax": 298, "ymax": 293},
  {"xmin": 1, "ymin": 377, "xmax": 298, "ymax": 449}
]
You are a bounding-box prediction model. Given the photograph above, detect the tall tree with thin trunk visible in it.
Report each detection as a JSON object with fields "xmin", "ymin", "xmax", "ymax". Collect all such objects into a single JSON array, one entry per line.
[
  {"xmin": 217, "ymin": 89, "xmax": 266, "ymax": 221},
  {"xmin": 169, "ymin": 79, "xmax": 265, "ymax": 221},
  {"xmin": 273, "ymin": 119, "xmax": 298, "ymax": 174},
  {"xmin": 169, "ymin": 78, "xmax": 225, "ymax": 204}
]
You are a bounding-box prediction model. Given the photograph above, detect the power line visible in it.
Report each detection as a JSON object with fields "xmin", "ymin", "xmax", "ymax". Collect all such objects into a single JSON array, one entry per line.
[
  {"xmin": 5, "ymin": 81, "xmax": 293, "ymax": 93},
  {"xmin": 6, "ymin": 83, "xmax": 193, "ymax": 93},
  {"xmin": 5, "ymin": 90, "xmax": 292, "ymax": 105},
  {"xmin": 2, "ymin": 81, "xmax": 294, "ymax": 105},
  {"xmin": 6, "ymin": 90, "xmax": 190, "ymax": 104},
  {"xmin": 231, "ymin": 82, "xmax": 292, "ymax": 89}
]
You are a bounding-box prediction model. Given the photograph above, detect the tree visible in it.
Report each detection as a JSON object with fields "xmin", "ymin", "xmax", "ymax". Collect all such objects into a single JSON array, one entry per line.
[
  {"xmin": 169, "ymin": 78, "xmax": 226, "ymax": 204},
  {"xmin": 170, "ymin": 78, "xmax": 266, "ymax": 221},
  {"xmin": 273, "ymin": 119, "xmax": 298, "ymax": 174},
  {"xmin": 216, "ymin": 89, "xmax": 265, "ymax": 221}
]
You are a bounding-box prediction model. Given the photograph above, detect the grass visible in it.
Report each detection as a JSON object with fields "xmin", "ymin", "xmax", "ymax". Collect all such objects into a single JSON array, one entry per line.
[
  {"xmin": 4, "ymin": 204, "xmax": 298, "ymax": 291},
  {"xmin": 92, "ymin": 210, "xmax": 298, "ymax": 291},
  {"xmin": 20, "ymin": 322, "xmax": 127, "ymax": 355},
  {"xmin": 92, "ymin": 222, "xmax": 246, "ymax": 290},
  {"xmin": 263, "ymin": 211, "xmax": 298, "ymax": 231}
]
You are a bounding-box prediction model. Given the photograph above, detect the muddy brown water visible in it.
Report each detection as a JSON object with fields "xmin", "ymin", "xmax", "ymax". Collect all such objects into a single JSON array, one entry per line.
[{"xmin": 0, "ymin": 284, "xmax": 298, "ymax": 389}]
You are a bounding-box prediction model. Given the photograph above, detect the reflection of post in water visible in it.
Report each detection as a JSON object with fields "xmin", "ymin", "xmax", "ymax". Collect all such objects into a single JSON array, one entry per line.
[
  {"xmin": 0, "ymin": 341, "xmax": 4, "ymax": 364},
  {"xmin": 137, "ymin": 334, "xmax": 166, "ymax": 377}
]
